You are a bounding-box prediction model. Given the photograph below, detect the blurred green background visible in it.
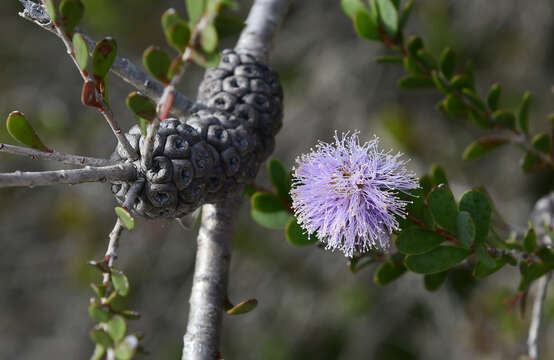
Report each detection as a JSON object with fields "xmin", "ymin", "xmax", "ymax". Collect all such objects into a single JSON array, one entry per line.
[{"xmin": 1, "ymin": 0, "xmax": 553, "ymax": 359}]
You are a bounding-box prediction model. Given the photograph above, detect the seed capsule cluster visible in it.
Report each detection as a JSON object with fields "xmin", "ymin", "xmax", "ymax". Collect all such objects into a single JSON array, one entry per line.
[{"xmin": 111, "ymin": 49, "xmax": 283, "ymax": 219}]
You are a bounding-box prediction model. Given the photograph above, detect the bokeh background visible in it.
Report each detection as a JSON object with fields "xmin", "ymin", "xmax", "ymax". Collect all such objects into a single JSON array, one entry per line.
[{"xmin": 1, "ymin": 0, "xmax": 553, "ymax": 359}]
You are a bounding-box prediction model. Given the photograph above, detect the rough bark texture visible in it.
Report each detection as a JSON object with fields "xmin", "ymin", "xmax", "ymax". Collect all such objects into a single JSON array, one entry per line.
[{"xmin": 182, "ymin": 191, "xmax": 242, "ymax": 360}]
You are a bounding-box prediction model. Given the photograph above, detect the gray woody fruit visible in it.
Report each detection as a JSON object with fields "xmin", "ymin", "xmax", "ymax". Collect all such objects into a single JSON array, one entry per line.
[{"xmin": 111, "ymin": 49, "xmax": 283, "ymax": 219}]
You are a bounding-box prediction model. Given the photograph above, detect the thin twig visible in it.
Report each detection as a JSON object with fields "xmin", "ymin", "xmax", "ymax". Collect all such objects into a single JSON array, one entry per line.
[
  {"xmin": 18, "ymin": 0, "xmax": 206, "ymax": 117},
  {"xmin": 235, "ymin": 0, "xmax": 290, "ymax": 62},
  {"xmin": 0, "ymin": 164, "xmax": 135, "ymax": 188},
  {"xmin": 0, "ymin": 143, "xmax": 115, "ymax": 167},
  {"xmin": 527, "ymin": 272, "xmax": 552, "ymax": 360},
  {"xmin": 122, "ymin": 178, "xmax": 145, "ymax": 210},
  {"xmin": 105, "ymin": 218, "xmax": 125, "ymax": 268}
]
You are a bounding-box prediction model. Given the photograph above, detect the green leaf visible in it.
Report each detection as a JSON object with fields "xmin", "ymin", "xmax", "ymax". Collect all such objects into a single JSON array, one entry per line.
[
  {"xmin": 120, "ymin": 310, "xmax": 141, "ymax": 320},
  {"xmin": 114, "ymin": 335, "xmax": 139, "ymax": 360},
  {"xmin": 114, "ymin": 207, "xmax": 136, "ymax": 231},
  {"xmin": 405, "ymin": 246, "xmax": 471, "ymax": 274},
  {"xmin": 354, "ymin": 9, "xmax": 380, "ymax": 41},
  {"xmin": 186, "ymin": 0, "xmax": 206, "ymax": 24},
  {"xmin": 458, "ymin": 190, "xmax": 491, "ymax": 244},
  {"xmin": 90, "ymin": 328, "xmax": 113, "ymax": 349},
  {"xmin": 142, "ymin": 46, "xmax": 171, "ymax": 84},
  {"xmin": 268, "ymin": 158, "xmax": 291, "ymax": 200},
  {"xmin": 398, "ymin": 0, "xmax": 413, "ymax": 31},
  {"xmin": 376, "ymin": 0, "xmax": 398, "ymax": 36},
  {"xmin": 531, "ymin": 133, "xmax": 551, "ymax": 154},
  {"xmin": 92, "ymin": 37, "xmax": 117, "ymax": 80},
  {"xmin": 167, "ymin": 22, "xmax": 191, "ymax": 52},
  {"xmin": 521, "ymin": 152, "xmax": 542, "ymax": 173},
  {"xmin": 44, "ymin": 0, "xmax": 58, "ymax": 23},
  {"xmin": 492, "ymin": 110, "xmax": 516, "ymax": 130},
  {"xmin": 398, "ymin": 75, "xmax": 434, "ymax": 89},
  {"xmin": 126, "ymin": 92, "xmax": 156, "ymax": 121},
  {"xmin": 475, "ymin": 244, "xmax": 495, "ymax": 268},
  {"xmin": 376, "ymin": 55, "xmax": 403, "ymax": 64},
  {"xmin": 424, "ymin": 271, "xmax": 448, "ymax": 291},
  {"xmin": 214, "ymin": 15, "xmax": 245, "ymax": 38},
  {"xmin": 406, "ymin": 36, "xmax": 423, "ymax": 55},
  {"xmin": 286, "ymin": 218, "xmax": 317, "ymax": 246},
  {"xmin": 456, "ymin": 211, "xmax": 475, "ymax": 249},
  {"xmin": 442, "ymin": 94, "xmax": 466, "ymax": 116},
  {"xmin": 487, "ymin": 83, "xmax": 501, "ymax": 111},
  {"xmin": 341, "ymin": 0, "xmax": 366, "ymax": 19},
  {"xmin": 415, "ymin": 49, "xmax": 437, "ymax": 69},
  {"xmin": 537, "ymin": 247, "xmax": 554, "ymax": 266},
  {"xmin": 439, "ymin": 48, "xmax": 455, "ymax": 78},
  {"xmin": 431, "ymin": 70, "xmax": 450, "ymax": 94},
  {"xmin": 162, "ymin": 8, "xmax": 186, "ymax": 33},
  {"xmin": 72, "ymin": 33, "xmax": 89, "ymax": 71},
  {"xmin": 107, "ymin": 315, "xmax": 127, "ymax": 342},
  {"xmin": 59, "ymin": 0, "xmax": 84, "ymax": 35},
  {"xmin": 91, "ymin": 344, "xmax": 105, "ymax": 360},
  {"xmin": 430, "ymin": 164, "xmax": 448, "ymax": 186},
  {"xmin": 450, "ymin": 74, "xmax": 472, "ymax": 90},
  {"xmin": 251, "ymin": 209, "xmax": 293, "ymax": 229},
  {"xmin": 462, "ymin": 137, "xmax": 510, "ymax": 161},
  {"xmin": 468, "ymin": 109, "xmax": 493, "ymax": 129},
  {"xmin": 427, "ymin": 185, "xmax": 458, "ymax": 233},
  {"xmin": 519, "ymin": 262, "xmax": 549, "ymax": 291},
  {"xmin": 191, "ymin": 48, "xmax": 220, "ymax": 68},
  {"xmin": 135, "ymin": 116, "xmax": 147, "ymax": 137},
  {"xmin": 374, "ymin": 258, "xmax": 406, "ymax": 286},
  {"xmin": 88, "ymin": 302, "xmax": 111, "ymax": 322},
  {"xmin": 461, "ymin": 88, "xmax": 486, "ymax": 111},
  {"xmin": 396, "ymin": 228, "xmax": 445, "ymax": 255},
  {"xmin": 111, "ymin": 269, "xmax": 130, "ymax": 297},
  {"xmin": 523, "ymin": 225, "xmax": 537, "ymax": 252},
  {"xmin": 200, "ymin": 24, "xmax": 218, "ymax": 53},
  {"xmin": 473, "ymin": 256, "xmax": 507, "ymax": 278},
  {"xmin": 6, "ymin": 111, "xmax": 50, "ymax": 151},
  {"xmin": 403, "ymin": 56, "xmax": 420, "ymax": 74},
  {"xmin": 518, "ymin": 91, "xmax": 531, "ymax": 135},
  {"xmin": 226, "ymin": 299, "xmax": 258, "ymax": 315},
  {"xmin": 251, "ymin": 192, "xmax": 287, "ymax": 213},
  {"xmin": 419, "ymin": 175, "xmax": 432, "ymax": 195}
]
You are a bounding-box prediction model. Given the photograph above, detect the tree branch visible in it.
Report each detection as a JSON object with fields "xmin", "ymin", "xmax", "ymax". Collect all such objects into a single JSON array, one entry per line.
[
  {"xmin": 0, "ymin": 143, "xmax": 115, "ymax": 167},
  {"xmin": 182, "ymin": 191, "xmax": 243, "ymax": 360},
  {"xmin": 234, "ymin": 0, "xmax": 290, "ymax": 62},
  {"xmin": 527, "ymin": 273, "xmax": 551, "ymax": 360},
  {"xmin": 0, "ymin": 163, "xmax": 135, "ymax": 188},
  {"xmin": 17, "ymin": 0, "xmax": 206, "ymax": 117}
]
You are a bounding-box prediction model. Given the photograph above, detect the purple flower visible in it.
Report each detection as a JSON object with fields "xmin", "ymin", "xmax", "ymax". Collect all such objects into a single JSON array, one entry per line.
[{"xmin": 290, "ymin": 132, "xmax": 418, "ymax": 257}]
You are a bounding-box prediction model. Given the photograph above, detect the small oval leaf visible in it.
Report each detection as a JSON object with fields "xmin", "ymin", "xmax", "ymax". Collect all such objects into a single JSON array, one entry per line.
[
  {"xmin": 126, "ymin": 92, "xmax": 156, "ymax": 121},
  {"xmin": 6, "ymin": 111, "xmax": 50, "ymax": 151},
  {"xmin": 107, "ymin": 315, "xmax": 127, "ymax": 342},
  {"xmin": 405, "ymin": 246, "xmax": 471, "ymax": 274},
  {"xmin": 374, "ymin": 259, "xmax": 406, "ymax": 285},
  {"xmin": 423, "ymin": 271, "xmax": 448, "ymax": 291},
  {"xmin": 200, "ymin": 24, "xmax": 218, "ymax": 53},
  {"xmin": 142, "ymin": 46, "xmax": 171, "ymax": 84},
  {"xmin": 427, "ymin": 185, "xmax": 458, "ymax": 234},
  {"xmin": 226, "ymin": 299, "xmax": 258, "ymax": 315},
  {"xmin": 111, "ymin": 269, "xmax": 130, "ymax": 296},
  {"xmin": 268, "ymin": 158, "xmax": 291, "ymax": 200},
  {"xmin": 90, "ymin": 328, "xmax": 113, "ymax": 349},
  {"xmin": 456, "ymin": 211, "xmax": 475, "ymax": 249},
  {"xmin": 439, "ymin": 48, "xmax": 455, "ymax": 78},
  {"xmin": 115, "ymin": 207, "xmax": 136, "ymax": 231},
  {"xmin": 251, "ymin": 209, "xmax": 292, "ymax": 229},
  {"xmin": 92, "ymin": 37, "xmax": 117, "ymax": 80},
  {"xmin": 458, "ymin": 190, "xmax": 491, "ymax": 244},
  {"xmin": 354, "ymin": 9, "xmax": 380, "ymax": 41},
  {"xmin": 398, "ymin": 75, "xmax": 434, "ymax": 89},
  {"xmin": 462, "ymin": 137, "xmax": 509, "ymax": 161},
  {"xmin": 167, "ymin": 22, "xmax": 191, "ymax": 52},
  {"xmin": 286, "ymin": 218, "xmax": 317, "ymax": 246},
  {"xmin": 251, "ymin": 192, "xmax": 287, "ymax": 213},
  {"xmin": 376, "ymin": 0, "xmax": 398, "ymax": 36},
  {"xmin": 396, "ymin": 228, "xmax": 445, "ymax": 255},
  {"xmin": 59, "ymin": 0, "xmax": 84, "ymax": 35},
  {"xmin": 72, "ymin": 33, "xmax": 89, "ymax": 71}
]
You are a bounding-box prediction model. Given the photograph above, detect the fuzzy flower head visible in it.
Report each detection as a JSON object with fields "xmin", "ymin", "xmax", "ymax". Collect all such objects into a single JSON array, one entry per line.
[{"xmin": 290, "ymin": 132, "xmax": 419, "ymax": 257}]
